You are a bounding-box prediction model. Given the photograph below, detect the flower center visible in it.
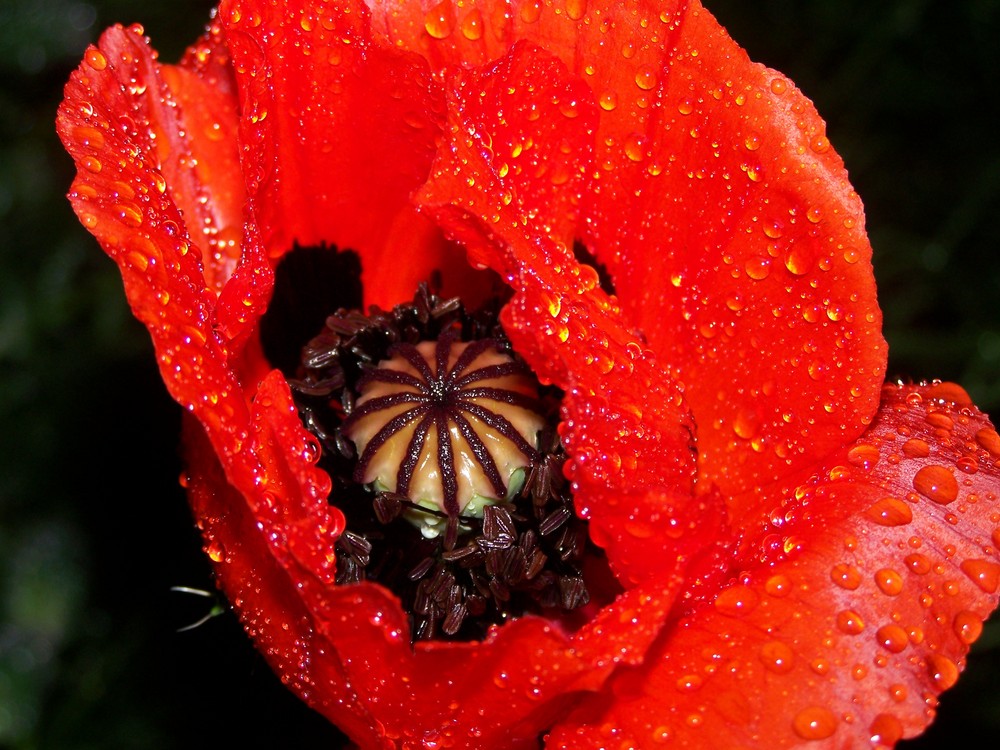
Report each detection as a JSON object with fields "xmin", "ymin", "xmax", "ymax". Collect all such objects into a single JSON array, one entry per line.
[
  {"xmin": 343, "ymin": 335, "xmax": 545, "ymax": 541},
  {"xmin": 285, "ymin": 280, "xmax": 602, "ymax": 641}
]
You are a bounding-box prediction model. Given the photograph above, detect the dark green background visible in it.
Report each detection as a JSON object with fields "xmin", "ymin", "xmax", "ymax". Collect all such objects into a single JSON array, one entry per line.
[{"xmin": 1, "ymin": 0, "xmax": 997, "ymax": 746}]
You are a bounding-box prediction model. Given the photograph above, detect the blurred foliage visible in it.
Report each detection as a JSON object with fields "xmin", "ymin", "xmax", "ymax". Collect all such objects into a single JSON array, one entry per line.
[{"xmin": 0, "ymin": 0, "xmax": 996, "ymax": 747}]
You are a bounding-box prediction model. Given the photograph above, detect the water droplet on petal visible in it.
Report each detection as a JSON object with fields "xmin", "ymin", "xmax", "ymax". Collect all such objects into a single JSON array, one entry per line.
[
  {"xmin": 874, "ymin": 568, "xmax": 904, "ymax": 596},
  {"xmin": 913, "ymin": 465, "xmax": 958, "ymax": 504},
  {"xmin": 865, "ymin": 497, "xmax": 913, "ymax": 526},
  {"xmin": 836, "ymin": 609, "xmax": 865, "ymax": 634},
  {"xmin": 869, "ymin": 713, "xmax": 904, "ymax": 746},
  {"xmin": 847, "ymin": 444, "xmax": 879, "ymax": 468},
  {"xmin": 745, "ymin": 256, "xmax": 771, "ymax": 280},
  {"xmin": 675, "ymin": 673, "xmax": 703, "ymax": 692},
  {"xmin": 810, "ymin": 135, "xmax": 830, "ymax": 153},
  {"xmin": 975, "ymin": 427, "xmax": 1000, "ymax": 456},
  {"xmin": 74, "ymin": 125, "xmax": 106, "ymax": 150},
  {"xmin": 830, "ymin": 563, "xmax": 861, "ymax": 590},
  {"xmin": 876, "ymin": 624, "xmax": 909, "ymax": 653},
  {"xmin": 634, "ymin": 66, "xmax": 657, "ymax": 90},
  {"xmin": 733, "ymin": 409, "xmax": 759, "ymax": 439},
  {"xmin": 85, "ymin": 47, "xmax": 108, "ymax": 71},
  {"xmin": 927, "ymin": 654, "xmax": 959, "ymax": 690},
  {"xmin": 424, "ymin": 0, "xmax": 454, "ymax": 38},
  {"xmin": 565, "ymin": 0, "xmax": 587, "ymax": 21},
  {"xmin": 519, "ymin": 1, "xmax": 541, "ymax": 23},
  {"xmin": 793, "ymin": 706, "xmax": 837, "ymax": 740},
  {"xmin": 764, "ymin": 573, "xmax": 792, "ymax": 597},
  {"xmin": 904, "ymin": 553, "xmax": 931, "ymax": 575},
  {"xmin": 960, "ymin": 558, "xmax": 1000, "ymax": 593},
  {"xmin": 460, "ymin": 9, "xmax": 483, "ymax": 40},
  {"xmin": 713, "ymin": 585, "xmax": 759, "ymax": 616},
  {"xmin": 953, "ymin": 610, "xmax": 984, "ymax": 644},
  {"xmin": 784, "ymin": 246, "xmax": 813, "ymax": 275},
  {"xmin": 903, "ymin": 438, "xmax": 930, "ymax": 458},
  {"xmin": 759, "ymin": 641, "xmax": 795, "ymax": 673},
  {"xmin": 207, "ymin": 540, "xmax": 225, "ymax": 562}
]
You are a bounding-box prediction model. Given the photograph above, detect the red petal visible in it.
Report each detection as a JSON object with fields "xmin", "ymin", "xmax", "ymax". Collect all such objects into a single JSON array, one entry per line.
[
  {"xmin": 219, "ymin": 0, "xmax": 487, "ymax": 308},
  {"xmin": 57, "ymin": 24, "xmax": 259, "ymax": 420},
  {"xmin": 376, "ymin": 0, "xmax": 886, "ymax": 504},
  {"xmin": 548, "ymin": 383, "xmax": 1000, "ymax": 748},
  {"xmin": 414, "ymin": 42, "xmax": 727, "ymax": 587},
  {"xmin": 577, "ymin": 2, "xmax": 887, "ymax": 501},
  {"xmin": 155, "ymin": 63, "xmax": 243, "ymax": 294}
]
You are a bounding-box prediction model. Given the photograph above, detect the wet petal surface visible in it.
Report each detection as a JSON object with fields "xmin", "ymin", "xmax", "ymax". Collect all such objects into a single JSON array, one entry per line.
[{"xmin": 548, "ymin": 383, "xmax": 1000, "ymax": 748}]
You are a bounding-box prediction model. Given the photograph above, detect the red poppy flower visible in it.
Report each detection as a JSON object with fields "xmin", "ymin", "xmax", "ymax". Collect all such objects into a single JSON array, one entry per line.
[{"xmin": 58, "ymin": 0, "xmax": 1000, "ymax": 747}]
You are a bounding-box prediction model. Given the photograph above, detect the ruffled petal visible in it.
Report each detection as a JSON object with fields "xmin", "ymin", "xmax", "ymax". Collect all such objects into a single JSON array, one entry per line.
[
  {"xmin": 548, "ymin": 383, "xmax": 1000, "ymax": 748},
  {"xmin": 415, "ymin": 41, "xmax": 727, "ymax": 587},
  {"xmin": 372, "ymin": 0, "xmax": 887, "ymax": 505},
  {"xmin": 56, "ymin": 24, "xmax": 258, "ymax": 436}
]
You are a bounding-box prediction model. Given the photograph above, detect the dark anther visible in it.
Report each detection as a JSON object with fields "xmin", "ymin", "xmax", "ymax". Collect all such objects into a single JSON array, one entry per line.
[{"xmin": 289, "ymin": 283, "xmax": 603, "ymax": 642}]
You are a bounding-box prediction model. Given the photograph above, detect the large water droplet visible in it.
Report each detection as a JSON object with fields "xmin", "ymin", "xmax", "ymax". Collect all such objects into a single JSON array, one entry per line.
[
  {"xmin": 519, "ymin": 1, "xmax": 541, "ymax": 23},
  {"xmin": 847, "ymin": 444, "xmax": 879, "ymax": 469},
  {"xmin": 460, "ymin": 9, "xmax": 483, "ymax": 40},
  {"xmin": 953, "ymin": 610, "xmax": 984, "ymax": 644},
  {"xmin": 634, "ymin": 67, "xmax": 657, "ymax": 90},
  {"xmin": 85, "ymin": 47, "xmax": 108, "ymax": 71},
  {"xmin": 759, "ymin": 641, "xmax": 795, "ymax": 673},
  {"xmin": 976, "ymin": 427, "xmax": 1000, "ymax": 456},
  {"xmin": 830, "ymin": 563, "xmax": 861, "ymax": 590},
  {"xmin": 713, "ymin": 585, "xmax": 759, "ymax": 616},
  {"xmin": 865, "ymin": 497, "xmax": 913, "ymax": 526},
  {"xmin": 745, "ymin": 256, "xmax": 771, "ymax": 280},
  {"xmin": 913, "ymin": 465, "xmax": 958, "ymax": 504},
  {"xmin": 793, "ymin": 706, "xmax": 837, "ymax": 740},
  {"xmin": 927, "ymin": 654, "xmax": 959, "ymax": 690},
  {"xmin": 836, "ymin": 609, "xmax": 864, "ymax": 634},
  {"xmin": 809, "ymin": 135, "xmax": 830, "ymax": 153},
  {"xmin": 565, "ymin": 0, "xmax": 588, "ymax": 20},
  {"xmin": 74, "ymin": 125, "xmax": 106, "ymax": 150},
  {"xmin": 424, "ymin": 0, "xmax": 454, "ymax": 39},
  {"xmin": 764, "ymin": 573, "xmax": 792, "ymax": 597},
  {"xmin": 874, "ymin": 568, "xmax": 904, "ymax": 596},
  {"xmin": 960, "ymin": 558, "xmax": 1000, "ymax": 593},
  {"xmin": 904, "ymin": 552, "xmax": 931, "ymax": 575},
  {"xmin": 876, "ymin": 624, "xmax": 909, "ymax": 653},
  {"xmin": 869, "ymin": 714, "xmax": 904, "ymax": 746}
]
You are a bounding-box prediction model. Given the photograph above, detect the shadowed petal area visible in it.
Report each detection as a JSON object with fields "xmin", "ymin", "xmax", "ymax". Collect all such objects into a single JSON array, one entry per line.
[
  {"xmin": 547, "ymin": 383, "xmax": 1000, "ymax": 748},
  {"xmin": 416, "ymin": 42, "xmax": 730, "ymax": 587}
]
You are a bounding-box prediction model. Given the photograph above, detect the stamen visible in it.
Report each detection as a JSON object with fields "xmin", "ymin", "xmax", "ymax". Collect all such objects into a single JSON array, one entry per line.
[{"xmin": 288, "ymin": 284, "xmax": 607, "ymax": 641}]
